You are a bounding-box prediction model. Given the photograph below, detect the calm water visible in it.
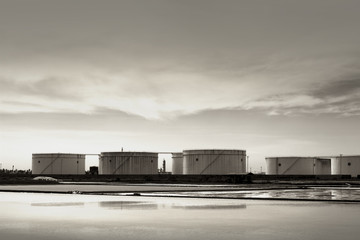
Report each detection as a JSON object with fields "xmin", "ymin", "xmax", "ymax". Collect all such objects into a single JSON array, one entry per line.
[{"xmin": 1, "ymin": 192, "xmax": 360, "ymax": 240}]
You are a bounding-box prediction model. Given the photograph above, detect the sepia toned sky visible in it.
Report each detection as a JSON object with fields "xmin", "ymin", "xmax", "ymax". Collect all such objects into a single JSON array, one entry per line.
[{"xmin": 1, "ymin": 0, "xmax": 360, "ymax": 171}]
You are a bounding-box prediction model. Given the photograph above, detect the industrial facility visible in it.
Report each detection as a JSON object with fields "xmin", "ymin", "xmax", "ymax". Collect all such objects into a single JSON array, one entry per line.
[
  {"xmin": 99, "ymin": 152, "xmax": 158, "ymax": 175},
  {"xmin": 183, "ymin": 149, "xmax": 247, "ymax": 175},
  {"xmin": 171, "ymin": 152, "xmax": 183, "ymax": 174},
  {"xmin": 265, "ymin": 155, "xmax": 360, "ymax": 177},
  {"xmin": 331, "ymin": 155, "xmax": 360, "ymax": 177},
  {"xmin": 31, "ymin": 149, "xmax": 247, "ymax": 176},
  {"xmin": 30, "ymin": 149, "xmax": 360, "ymax": 178},
  {"xmin": 32, "ymin": 153, "xmax": 85, "ymax": 175},
  {"xmin": 265, "ymin": 157, "xmax": 331, "ymax": 175}
]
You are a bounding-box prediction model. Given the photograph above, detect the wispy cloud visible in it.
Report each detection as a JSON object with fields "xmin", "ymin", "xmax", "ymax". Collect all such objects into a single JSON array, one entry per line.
[
  {"xmin": 1, "ymin": 0, "xmax": 360, "ymax": 119},
  {"xmin": 0, "ymin": 77, "xmax": 81, "ymax": 100},
  {"xmin": 242, "ymin": 78, "xmax": 360, "ymax": 116},
  {"xmin": 2, "ymin": 60, "xmax": 360, "ymax": 119},
  {"xmin": 312, "ymin": 79, "xmax": 360, "ymax": 98}
]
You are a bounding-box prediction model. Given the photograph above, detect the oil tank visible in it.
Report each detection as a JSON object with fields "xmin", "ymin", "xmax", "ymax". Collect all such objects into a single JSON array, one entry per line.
[
  {"xmin": 265, "ymin": 157, "xmax": 331, "ymax": 175},
  {"xmin": 99, "ymin": 152, "xmax": 158, "ymax": 175},
  {"xmin": 183, "ymin": 149, "xmax": 246, "ymax": 175},
  {"xmin": 171, "ymin": 152, "xmax": 183, "ymax": 174},
  {"xmin": 32, "ymin": 153, "xmax": 85, "ymax": 175},
  {"xmin": 331, "ymin": 155, "xmax": 360, "ymax": 177}
]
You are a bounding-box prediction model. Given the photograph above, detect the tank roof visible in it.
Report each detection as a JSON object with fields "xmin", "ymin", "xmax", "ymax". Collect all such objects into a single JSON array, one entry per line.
[
  {"xmin": 183, "ymin": 149, "xmax": 246, "ymax": 152},
  {"xmin": 266, "ymin": 155, "xmax": 360, "ymax": 159},
  {"xmin": 183, "ymin": 149, "xmax": 246, "ymax": 156},
  {"xmin": 100, "ymin": 152, "xmax": 158, "ymax": 156},
  {"xmin": 32, "ymin": 153, "xmax": 85, "ymax": 156}
]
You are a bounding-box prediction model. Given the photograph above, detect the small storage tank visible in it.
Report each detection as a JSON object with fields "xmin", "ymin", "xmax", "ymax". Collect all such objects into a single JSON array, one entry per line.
[
  {"xmin": 32, "ymin": 153, "xmax": 85, "ymax": 175},
  {"xmin": 331, "ymin": 155, "xmax": 360, "ymax": 177},
  {"xmin": 183, "ymin": 149, "xmax": 246, "ymax": 175},
  {"xmin": 265, "ymin": 157, "xmax": 331, "ymax": 175},
  {"xmin": 99, "ymin": 152, "xmax": 158, "ymax": 175},
  {"xmin": 172, "ymin": 152, "xmax": 183, "ymax": 174}
]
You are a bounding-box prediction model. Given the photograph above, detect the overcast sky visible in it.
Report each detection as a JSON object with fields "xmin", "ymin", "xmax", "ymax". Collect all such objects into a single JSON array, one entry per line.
[{"xmin": 1, "ymin": 0, "xmax": 360, "ymax": 171}]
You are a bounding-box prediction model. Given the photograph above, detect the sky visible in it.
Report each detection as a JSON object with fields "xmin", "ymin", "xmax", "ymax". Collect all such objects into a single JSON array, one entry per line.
[{"xmin": 1, "ymin": 0, "xmax": 360, "ymax": 172}]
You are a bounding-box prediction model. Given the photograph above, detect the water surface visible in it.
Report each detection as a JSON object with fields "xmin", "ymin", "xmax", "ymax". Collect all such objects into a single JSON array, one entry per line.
[{"xmin": 1, "ymin": 192, "xmax": 360, "ymax": 240}]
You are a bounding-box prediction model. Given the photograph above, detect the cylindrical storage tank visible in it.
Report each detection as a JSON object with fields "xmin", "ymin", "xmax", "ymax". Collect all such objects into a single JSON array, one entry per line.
[
  {"xmin": 265, "ymin": 157, "xmax": 331, "ymax": 175},
  {"xmin": 99, "ymin": 152, "xmax": 158, "ymax": 175},
  {"xmin": 331, "ymin": 156, "xmax": 341, "ymax": 175},
  {"xmin": 172, "ymin": 152, "xmax": 183, "ymax": 174},
  {"xmin": 183, "ymin": 149, "xmax": 246, "ymax": 175},
  {"xmin": 32, "ymin": 153, "xmax": 85, "ymax": 175},
  {"xmin": 314, "ymin": 158, "xmax": 331, "ymax": 175},
  {"xmin": 331, "ymin": 155, "xmax": 360, "ymax": 177},
  {"xmin": 265, "ymin": 157, "xmax": 278, "ymax": 175}
]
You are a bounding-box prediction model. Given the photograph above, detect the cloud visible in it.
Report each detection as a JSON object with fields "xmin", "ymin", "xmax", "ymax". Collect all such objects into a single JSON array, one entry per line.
[
  {"xmin": 312, "ymin": 79, "xmax": 360, "ymax": 98},
  {"xmin": 0, "ymin": 107, "xmax": 151, "ymax": 132},
  {"xmin": 2, "ymin": 1, "xmax": 360, "ymax": 119},
  {"xmin": 0, "ymin": 76, "xmax": 89, "ymax": 113},
  {"xmin": 241, "ymin": 78, "xmax": 360, "ymax": 116},
  {"xmin": 0, "ymin": 77, "xmax": 81, "ymax": 100},
  {"xmin": 308, "ymin": 79, "xmax": 360, "ymax": 115},
  {"xmin": 2, "ymin": 57, "xmax": 360, "ymax": 119}
]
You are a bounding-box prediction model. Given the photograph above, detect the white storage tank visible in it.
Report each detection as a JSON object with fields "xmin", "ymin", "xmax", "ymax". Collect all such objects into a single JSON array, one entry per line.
[
  {"xmin": 32, "ymin": 153, "xmax": 85, "ymax": 175},
  {"xmin": 331, "ymin": 155, "xmax": 360, "ymax": 177},
  {"xmin": 265, "ymin": 157, "xmax": 331, "ymax": 175},
  {"xmin": 99, "ymin": 152, "xmax": 158, "ymax": 175},
  {"xmin": 171, "ymin": 152, "xmax": 183, "ymax": 174},
  {"xmin": 183, "ymin": 149, "xmax": 246, "ymax": 175}
]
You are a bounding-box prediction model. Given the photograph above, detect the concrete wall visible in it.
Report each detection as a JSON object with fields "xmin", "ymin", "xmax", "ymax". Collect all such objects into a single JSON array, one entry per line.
[
  {"xmin": 99, "ymin": 152, "xmax": 158, "ymax": 175},
  {"xmin": 331, "ymin": 156, "xmax": 360, "ymax": 177},
  {"xmin": 172, "ymin": 152, "xmax": 183, "ymax": 174},
  {"xmin": 32, "ymin": 153, "xmax": 85, "ymax": 175},
  {"xmin": 183, "ymin": 149, "xmax": 246, "ymax": 175},
  {"xmin": 265, "ymin": 157, "xmax": 331, "ymax": 175}
]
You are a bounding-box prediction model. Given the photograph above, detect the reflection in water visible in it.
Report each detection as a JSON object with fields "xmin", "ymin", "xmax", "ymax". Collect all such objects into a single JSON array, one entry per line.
[
  {"xmin": 172, "ymin": 204, "xmax": 246, "ymax": 210},
  {"xmin": 31, "ymin": 202, "xmax": 85, "ymax": 207},
  {"xmin": 1, "ymin": 192, "xmax": 360, "ymax": 240},
  {"xmin": 98, "ymin": 201, "xmax": 244, "ymax": 210},
  {"xmin": 99, "ymin": 201, "xmax": 158, "ymax": 210}
]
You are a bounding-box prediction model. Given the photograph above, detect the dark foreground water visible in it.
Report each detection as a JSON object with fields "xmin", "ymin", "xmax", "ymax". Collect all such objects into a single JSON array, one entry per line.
[{"xmin": 1, "ymin": 192, "xmax": 360, "ymax": 240}]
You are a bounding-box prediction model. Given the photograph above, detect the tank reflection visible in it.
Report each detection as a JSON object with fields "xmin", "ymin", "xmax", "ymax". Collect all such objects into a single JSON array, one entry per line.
[
  {"xmin": 99, "ymin": 201, "xmax": 158, "ymax": 210},
  {"xmin": 172, "ymin": 204, "xmax": 246, "ymax": 210},
  {"xmin": 31, "ymin": 202, "xmax": 85, "ymax": 207},
  {"xmin": 98, "ymin": 201, "xmax": 245, "ymax": 210},
  {"xmin": 2, "ymin": 192, "xmax": 360, "ymax": 240}
]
